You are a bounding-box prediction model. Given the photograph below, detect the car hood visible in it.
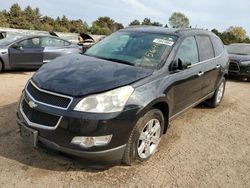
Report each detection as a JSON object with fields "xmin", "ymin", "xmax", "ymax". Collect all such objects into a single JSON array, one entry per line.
[
  {"xmin": 229, "ymin": 54, "xmax": 250, "ymax": 62},
  {"xmin": 32, "ymin": 54, "xmax": 153, "ymax": 97},
  {"xmin": 0, "ymin": 46, "xmax": 7, "ymax": 50}
]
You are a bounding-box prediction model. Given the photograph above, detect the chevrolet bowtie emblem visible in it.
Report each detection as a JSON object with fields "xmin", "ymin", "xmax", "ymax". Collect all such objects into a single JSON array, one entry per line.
[{"xmin": 28, "ymin": 101, "xmax": 38, "ymax": 108}]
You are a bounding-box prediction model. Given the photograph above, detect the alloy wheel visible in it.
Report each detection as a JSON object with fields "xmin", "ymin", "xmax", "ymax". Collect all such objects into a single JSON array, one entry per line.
[
  {"xmin": 216, "ymin": 81, "xmax": 224, "ymax": 104},
  {"xmin": 137, "ymin": 119, "xmax": 161, "ymax": 159}
]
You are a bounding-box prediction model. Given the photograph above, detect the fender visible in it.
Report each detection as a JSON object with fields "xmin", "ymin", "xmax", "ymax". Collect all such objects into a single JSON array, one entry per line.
[{"xmin": 0, "ymin": 50, "xmax": 11, "ymax": 70}]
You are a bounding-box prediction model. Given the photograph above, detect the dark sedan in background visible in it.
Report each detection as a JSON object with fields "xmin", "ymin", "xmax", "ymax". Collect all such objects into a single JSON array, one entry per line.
[
  {"xmin": 0, "ymin": 35, "xmax": 81, "ymax": 72},
  {"xmin": 227, "ymin": 43, "xmax": 250, "ymax": 81}
]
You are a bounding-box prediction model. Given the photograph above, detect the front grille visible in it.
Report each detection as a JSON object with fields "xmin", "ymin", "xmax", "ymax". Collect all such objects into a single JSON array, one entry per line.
[
  {"xmin": 22, "ymin": 99, "xmax": 61, "ymax": 128},
  {"xmin": 229, "ymin": 62, "xmax": 240, "ymax": 72},
  {"xmin": 26, "ymin": 81, "xmax": 72, "ymax": 109}
]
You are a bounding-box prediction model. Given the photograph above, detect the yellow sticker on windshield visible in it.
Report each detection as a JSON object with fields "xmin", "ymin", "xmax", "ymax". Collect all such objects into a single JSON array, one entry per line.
[{"xmin": 153, "ymin": 39, "xmax": 174, "ymax": 46}]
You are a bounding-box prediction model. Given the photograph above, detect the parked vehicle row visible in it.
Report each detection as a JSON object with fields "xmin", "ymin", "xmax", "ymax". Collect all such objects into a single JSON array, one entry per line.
[
  {"xmin": 17, "ymin": 26, "xmax": 229, "ymax": 165},
  {"xmin": 0, "ymin": 35, "xmax": 81, "ymax": 72},
  {"xmin": 0, "ymin": 32, "xmax": 102, "ymax": 72}
]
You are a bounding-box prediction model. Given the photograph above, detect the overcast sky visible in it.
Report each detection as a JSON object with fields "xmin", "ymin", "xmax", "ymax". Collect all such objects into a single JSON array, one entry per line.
[{"xmin": 1, "ymin": 0, "xmax": 249, "ymax": 35}]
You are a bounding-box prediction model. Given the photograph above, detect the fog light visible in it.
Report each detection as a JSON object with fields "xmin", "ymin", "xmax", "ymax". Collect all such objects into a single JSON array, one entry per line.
[{"xmin": 71, "ymin": 135, "xmax": 112, "ymax": 148}]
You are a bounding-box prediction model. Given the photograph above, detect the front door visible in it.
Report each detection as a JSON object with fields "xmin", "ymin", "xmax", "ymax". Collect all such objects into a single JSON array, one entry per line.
[
  {"xmin": 41, "ymin": 37, "xmax": 71, "ymax": 63},
  {"xmin": 170, "ymin": 36, "xmax": 203, "ymax": 116},
  {"xmin": 9, "ymin": 37, "xmax": 44, "ymax": 69}
]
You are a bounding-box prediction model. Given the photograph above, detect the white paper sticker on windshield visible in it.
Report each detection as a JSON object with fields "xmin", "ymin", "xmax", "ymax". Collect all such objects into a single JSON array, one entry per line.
[{"xmin": 153, "ymin": 38, "xmax": 174, "ymax": 46}]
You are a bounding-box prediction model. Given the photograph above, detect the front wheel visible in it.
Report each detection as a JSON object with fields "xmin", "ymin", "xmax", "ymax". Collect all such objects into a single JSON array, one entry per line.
[
  {"xmin": 122, "ymin": 109, "xmax": 164, "ymax": 165},
  {"xmin": 206, "ymin": 78, "xmax": 226, "ymax": 108}
]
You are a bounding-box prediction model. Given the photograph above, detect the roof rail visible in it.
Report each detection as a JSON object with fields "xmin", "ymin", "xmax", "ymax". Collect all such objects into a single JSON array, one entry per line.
[
  {"xmin": 126, "ymin": 25, "xmax": 161, "ymax": 29},
  {"xmin": 174, "ymin": 28, "xmax": 209, "ymax": 33}
]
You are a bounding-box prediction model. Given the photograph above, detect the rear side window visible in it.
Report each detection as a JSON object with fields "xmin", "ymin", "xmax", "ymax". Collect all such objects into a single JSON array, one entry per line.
[
  {"xmin": 210, "ymin": 36, "xmax": 224, "ymax": 56},
  {"xmin": 175, "ymin": 36, "xmax": 199, "ymax": 65},
  {"xmin": 41, "ymin": 37, "xmax": 70, "ymax": 47},
  {"xmin": 196, "ymin": 35, "xmax": 215, "ymax": 61}
]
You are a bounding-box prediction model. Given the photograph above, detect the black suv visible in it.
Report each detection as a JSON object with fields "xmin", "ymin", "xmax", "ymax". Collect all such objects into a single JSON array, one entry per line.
[
  {"xmin": 17, "ymin": 27, "xmax": 229, "ymax": 165},
  {"xmin": 227, "ymin": 43, "xmax": 250, "ymax": 81}
]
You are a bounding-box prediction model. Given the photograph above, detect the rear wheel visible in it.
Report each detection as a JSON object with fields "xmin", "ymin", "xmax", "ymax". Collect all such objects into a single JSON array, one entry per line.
[
  {"xmin": 0, "ymin": 61, "xmax": 3, "ymax": 72},
  {"xmin": 206, "ymin": 78, "xmax": 226, "ymax": 108},
  {"xmin": 122, "ymin": 109, "xmax": 164, "ymax": 165}
]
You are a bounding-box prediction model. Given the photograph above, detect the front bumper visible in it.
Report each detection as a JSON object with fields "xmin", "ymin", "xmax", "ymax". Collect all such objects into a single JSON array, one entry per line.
[
  {"xmin": 17, "ymin": 92, "xmax": 140, "ymax": 163},
  {"xmin": 17, "ymin": 118, "xmax": 126, "ymax": 163},
  {"xmin": 229, "ymin": 64, "xmax": 250, "ymax": 78}
]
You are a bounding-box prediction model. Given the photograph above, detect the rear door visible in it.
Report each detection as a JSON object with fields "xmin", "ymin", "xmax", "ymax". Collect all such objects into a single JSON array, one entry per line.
[
  {"xmin": 170, "ymin": 36, "xmax": 203, "ymax": 115},
  {"xmin": 195, "ymin": 35, "xmax": 218, "ymax": 97},
  {"xmin": 210, "ymin": 36, "xmax": 226, "ymax": 86},
  {"xmin": 41, "ymin": 37, "xmax": 72, "ymax": 63},
  {"xmin": 9, "ymin": 37, "xmax": 44, "ymax": 68}
]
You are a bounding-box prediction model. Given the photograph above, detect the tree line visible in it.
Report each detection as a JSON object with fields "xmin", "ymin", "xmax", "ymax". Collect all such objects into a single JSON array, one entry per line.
[
  {"xmin": 211, "ymin": 27, "xmax": 250, "ymax": 45},
  {"xmin": 0, "ymin": 3, "xmax": 249, "ymax": 45}
]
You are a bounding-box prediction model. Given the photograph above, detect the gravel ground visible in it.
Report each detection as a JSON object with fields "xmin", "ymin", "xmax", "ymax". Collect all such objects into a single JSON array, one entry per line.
[{"xmin": 0, "ymin": 71, "xmax": 249, "ymax": 188}]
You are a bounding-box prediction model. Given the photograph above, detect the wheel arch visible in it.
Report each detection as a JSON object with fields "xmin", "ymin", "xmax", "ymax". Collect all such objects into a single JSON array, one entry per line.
[
  {"xmin": 152, "ymin": 102, "xmax": 169, "ymax": 134},
  {"xmin": 224, "ymin": 73, "xmax": 228, "ymax": 80},
  {"xmin": 215, "ymin": 74, "xmax": 227, "ymax": 89},
  {"xmin": 0, "ymin": 56, "xmax": 4, "ymax": 71},
  {"xmin": 137, "ymin": 98, "xmax": 170, "ymax": 135}
]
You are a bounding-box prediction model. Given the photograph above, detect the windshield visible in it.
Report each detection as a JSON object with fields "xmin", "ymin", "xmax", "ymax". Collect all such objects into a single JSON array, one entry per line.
[
  {"xmin": 85, "ymin": 31, "xmax": 177, "ymax": 69},
  {"xmin": 0, "ymin": 36, "xmax": 19, "ymax": 47},
  {"xmin": 227, "ymin": 44, "xmax": 250, "ymax": 55}
]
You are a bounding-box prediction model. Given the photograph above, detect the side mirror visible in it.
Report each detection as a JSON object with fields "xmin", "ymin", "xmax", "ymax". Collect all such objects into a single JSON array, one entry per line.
[
  {"xmin": 178, "ymin": 59, "xmax": 191, "ymax": 70},
  {"xmin": 171, "ymin": 58, "xmax": 191, "ymax": 71},
  {"xmin": 12, "ymin": 44, "xmax": 23, "ymax": 51}
]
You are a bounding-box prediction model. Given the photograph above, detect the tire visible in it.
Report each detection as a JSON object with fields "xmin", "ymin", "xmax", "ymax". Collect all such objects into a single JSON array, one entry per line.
[
  {"xmin": 0, "ymin": 61, "xmax": 3, "ymax": 72},
  {"xmin": 122, "ymin": 109, "xmax": 164, "ymax": 165},
  {"xmin": 206, "ymin": 77, "xmax": 226, "ymax": 108}
]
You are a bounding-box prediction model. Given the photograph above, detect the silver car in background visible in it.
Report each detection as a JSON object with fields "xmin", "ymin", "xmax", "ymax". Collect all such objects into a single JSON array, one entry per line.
[{"xmin": 0, "ymin": 35, "xmax": 81, "ymax": 72}]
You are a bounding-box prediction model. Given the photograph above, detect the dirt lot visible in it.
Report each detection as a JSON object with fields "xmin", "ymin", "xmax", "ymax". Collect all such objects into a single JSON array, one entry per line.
[{"xmin": 0, "ymin": 71, "xmax": 249, "ymax": 188}]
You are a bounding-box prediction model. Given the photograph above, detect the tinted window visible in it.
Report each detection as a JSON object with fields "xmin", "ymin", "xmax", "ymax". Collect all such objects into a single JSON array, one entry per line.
[
  {"xmin": 196, "ymin": 36, "xmax": 214, "ymax": 61},
  {"xmin": 175, "ymin": 36, "xmax": 199, "ymax": 65},
  {"xmin": 18, "ymin": 38, "xmax": 41, "ymax": 48},
  {"xmin": 211, "ymin": 36, "xmax": 224, "ymax": 56},
  {"xmin": 41, "ymin": 37, "xmax": 70, "ymax": 47}
]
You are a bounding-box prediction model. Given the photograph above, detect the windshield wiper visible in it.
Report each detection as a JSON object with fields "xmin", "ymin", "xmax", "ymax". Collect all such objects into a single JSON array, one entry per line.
[{"xmin": 84, "ymin": 54, "xmax": 135, "ymax": 66}]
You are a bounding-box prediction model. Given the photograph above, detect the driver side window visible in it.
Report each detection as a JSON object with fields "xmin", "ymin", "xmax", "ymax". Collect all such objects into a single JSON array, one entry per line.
[{"xmin": 175, "ymin": 37, "xmax": 199, "ymax": 65}]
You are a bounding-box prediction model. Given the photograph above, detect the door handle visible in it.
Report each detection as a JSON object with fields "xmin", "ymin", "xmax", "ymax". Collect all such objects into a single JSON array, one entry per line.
[
  {"xmin": 216, "ymin": 64, "xmax": 220, "ymax": 69},
  {"xmin": 197, "ymin": 71, "xmax": 204, "ymax": 77}
]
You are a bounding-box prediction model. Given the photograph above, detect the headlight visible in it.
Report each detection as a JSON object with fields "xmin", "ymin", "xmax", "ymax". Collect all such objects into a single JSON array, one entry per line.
[
  {"xmin": 241, "ymin": 61, "xmax": 250, "ymax": 66},
  {"xmin": 74, "ymin": 86, "xmax": 134, "ymax": 113}
]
